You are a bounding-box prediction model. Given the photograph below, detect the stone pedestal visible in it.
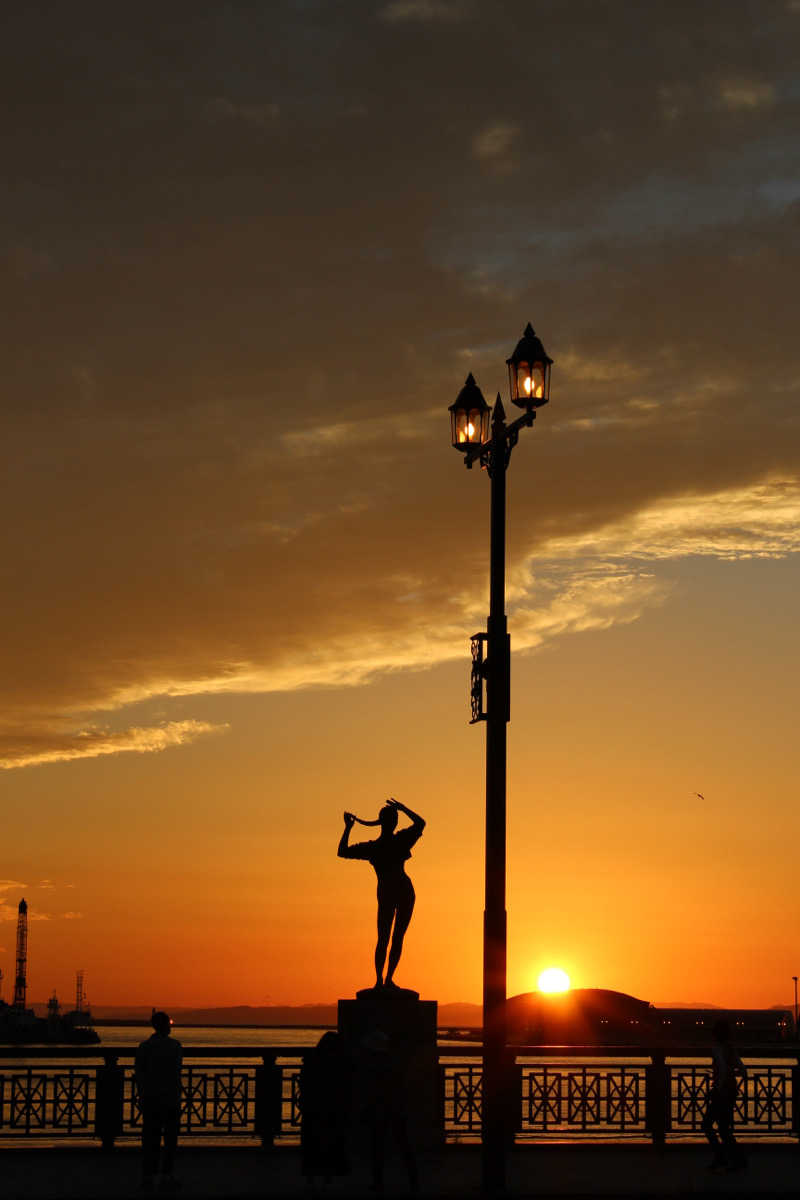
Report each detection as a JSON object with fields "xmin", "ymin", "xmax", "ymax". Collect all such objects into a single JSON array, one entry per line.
[{"xmin": 338, "ymin": 988, "xmax": 440, "ymax": 1146}]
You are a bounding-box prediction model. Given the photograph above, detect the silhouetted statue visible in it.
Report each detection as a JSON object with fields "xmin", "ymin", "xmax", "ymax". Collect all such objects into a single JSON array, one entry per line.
[
  {"xmin": 702, "ymin": 1017, "xmax": 748, "ymax": 1171},
  {"xmin": 298, "ymin": 1031, "xmax": 353, "ymax": 1186},
  {"xmin": 338, "ymin": 798, "xmax": 425, "ymax": 989},
  {"xmin": 135, "ymin": 1010, "xmax": 183, "ymax": 1193}
]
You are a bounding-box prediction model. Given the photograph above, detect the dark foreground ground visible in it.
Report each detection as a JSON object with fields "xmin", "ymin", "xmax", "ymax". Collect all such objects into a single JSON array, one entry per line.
[{"xmin": 2, "ymin": 1143, "xmax": 800, "ymax": 1199}]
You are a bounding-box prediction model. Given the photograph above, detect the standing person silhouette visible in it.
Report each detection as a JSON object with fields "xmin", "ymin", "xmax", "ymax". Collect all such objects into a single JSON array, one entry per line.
[
  {"xmin": 135, "ymin": 1010, "xmax": 183, "ymax": 1194},
  {"xmin": 338, "ymin": 798, "xmax": 425, "ymax": 989}
]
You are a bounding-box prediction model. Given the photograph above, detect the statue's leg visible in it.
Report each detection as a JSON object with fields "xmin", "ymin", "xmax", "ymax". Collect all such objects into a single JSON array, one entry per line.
[
  {"xmin": 375, "ymin": 895, "xmax": 394, "ymax": 987},
  {"xmin": 385, "ymin": 889, "xmax": 415, "ymax": 985}
]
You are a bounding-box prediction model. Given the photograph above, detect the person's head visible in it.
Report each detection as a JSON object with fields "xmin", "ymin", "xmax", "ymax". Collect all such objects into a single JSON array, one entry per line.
[
  {"xmin": 712, "ymin": 1017, "xmax": 731, "ymax": 1043},
  {"xmin": 151, "ymin": 1010, "xmax": 172, "ymax": 1036},
  {"xmin": 316, "ymin": 1031, "xmax": 342, "ymax": 1057},
  {"xmin": 378, "ymin": 805, "xmax": 398, "ymax": 833}
]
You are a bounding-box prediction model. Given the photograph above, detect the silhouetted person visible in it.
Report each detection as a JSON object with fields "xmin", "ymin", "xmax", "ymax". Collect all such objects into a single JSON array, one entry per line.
[
  {"xmin": 360, "ymin": 1028, "xmax": 419, "ymax": 1194},
  {"xmin": 338, "ymin": 798, "xmax": 425, "ymax": 989},
  {"xmin": 298, "ymin": 1031, "xmax": 353, "ymax": 1190},
  {"xmin": 135, "ymin": 1010, "xmax": 183, "ymax": 1193},
  {"xmin": 702, "ymin": 1017, "xmax": 747, "ymax": 1171}
]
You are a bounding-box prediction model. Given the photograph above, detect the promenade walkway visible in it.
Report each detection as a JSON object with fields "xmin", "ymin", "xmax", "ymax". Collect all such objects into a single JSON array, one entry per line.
[{"xmin": 2, "ymin": 1143, "xmax": 799, "ymax": 1199}]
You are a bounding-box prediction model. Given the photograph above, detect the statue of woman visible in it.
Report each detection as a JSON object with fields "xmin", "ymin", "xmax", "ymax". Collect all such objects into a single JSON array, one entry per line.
[{"xmin": 338, "ymin": 798, "xmax": 425, "ymax": 990}]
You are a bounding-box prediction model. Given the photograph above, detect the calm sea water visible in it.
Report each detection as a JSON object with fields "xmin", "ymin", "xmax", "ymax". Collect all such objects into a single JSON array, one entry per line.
[
  {"xmin": 92, "ymin": 1025, "xmax": 479, "ymax": 1050},
  {"xmin": 94, "ymin": 1025, "xmax": 334, "ymax": 1049}
]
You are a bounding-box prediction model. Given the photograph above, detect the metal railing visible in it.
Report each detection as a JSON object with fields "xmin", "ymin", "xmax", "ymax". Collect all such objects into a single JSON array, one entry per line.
[{"xmin": 1, "ymin": 1045, "xmax": 798, "ymax": 1146}]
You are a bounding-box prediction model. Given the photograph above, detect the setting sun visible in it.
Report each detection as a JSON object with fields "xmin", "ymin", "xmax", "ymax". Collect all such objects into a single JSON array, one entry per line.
[{"xmin": 538, "ymin": 967, "xmax": 571, "ymax": 994}]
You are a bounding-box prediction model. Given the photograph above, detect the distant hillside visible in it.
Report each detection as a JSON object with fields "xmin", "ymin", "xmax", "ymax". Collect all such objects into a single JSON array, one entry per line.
[
  {"xmin": 88, "ymin": 1000, "xmax": 483, "ymax": 1027},
  {"xmin": 91, "ymin": 1004, "xmax": 338, "ymax": 1026},
  {"xmin": 45, "ymin": 998, "xmax": 791, "ymax": 1026},
  {"xmin": 654, "ymin": 1001, "xmax": 722, "ymax": 1009}
]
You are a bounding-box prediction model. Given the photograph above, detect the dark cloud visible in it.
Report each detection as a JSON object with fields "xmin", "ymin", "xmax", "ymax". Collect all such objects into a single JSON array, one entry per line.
[{"xmin": 1, "ymin": 1, "xmax": 797, "ymax": 765}]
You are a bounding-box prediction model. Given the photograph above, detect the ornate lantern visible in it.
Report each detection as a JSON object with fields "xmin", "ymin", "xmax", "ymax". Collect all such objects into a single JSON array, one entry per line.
[
  {"xmin": 506, "ymin": 323, "xmax": 552, "ymax": 409},
  {"xmin": 449, "ymin": 373, "xmax": 491, "ymax": 451}
]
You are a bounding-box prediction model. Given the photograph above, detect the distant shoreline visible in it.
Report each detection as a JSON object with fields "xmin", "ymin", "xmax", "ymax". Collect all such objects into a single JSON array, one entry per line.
[{"xmin": 91, "ymin": 1020, "xmax": 338, "ymax": 1029}]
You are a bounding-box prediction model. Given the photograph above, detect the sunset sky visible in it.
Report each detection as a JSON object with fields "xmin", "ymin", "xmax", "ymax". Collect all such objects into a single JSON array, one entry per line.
[{"xmin": 1, "ymin": 1, "xmax": 798, "ymax": 1012}]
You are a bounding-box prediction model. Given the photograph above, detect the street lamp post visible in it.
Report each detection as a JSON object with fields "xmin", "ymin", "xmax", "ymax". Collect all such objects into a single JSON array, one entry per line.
[
  {"xmin": 449, "ymin": 324, "xmax": 553, "ymax": 1194},
  {"xmin": 793, "ymin": 976, "xmax": 798, "ymax": 1037}
]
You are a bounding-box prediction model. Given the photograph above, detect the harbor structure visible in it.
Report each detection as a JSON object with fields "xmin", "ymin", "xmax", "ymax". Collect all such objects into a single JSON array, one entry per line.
[
  {"xmin": 66, "ymin": 970, "xmax": 94, "ymax": 1029},
  {"xmin": 0, "ymin": 900, "xmax": 99, "ymax": 1044},
  {"xmin": 76, "ymin": 970, "xmax": 85, "ymax": 1015},
  {"xmin": 13, "ymin": 898, "xmax": 28, "ymax": 1009}
]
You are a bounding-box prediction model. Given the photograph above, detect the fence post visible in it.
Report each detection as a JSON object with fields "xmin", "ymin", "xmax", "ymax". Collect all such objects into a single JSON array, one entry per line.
[
  {"xmin": 436, "ymin": 1059, "xmax": 447, "ymax": 1145},
  {"xmin": 793, "ymin": 1057, "xmax": 800, "ymax": 1141},
  {"xmin": 95, "ymin": 1052, "xmax": 124, "ymax": 1151},
  {"xmin": 255, "ymin": 1051, "xmax": 283, "ymax": 1147},
  {"xmin": 504, "ymin": 1048, "xmax": 522, "ymax": 1147},
  {"xmin": 645, "ymin": 1050, "xmax": 668, "ymax": 1147}
]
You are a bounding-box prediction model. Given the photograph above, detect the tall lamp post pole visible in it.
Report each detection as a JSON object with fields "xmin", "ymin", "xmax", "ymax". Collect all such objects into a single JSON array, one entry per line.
[
  {"xmin": 449, "ymin": 325, "xmax": 553, "ymax": 1195},
  {"xmin": 793, "ymin": 976, "xmax": 798, "ymax": 1037}
]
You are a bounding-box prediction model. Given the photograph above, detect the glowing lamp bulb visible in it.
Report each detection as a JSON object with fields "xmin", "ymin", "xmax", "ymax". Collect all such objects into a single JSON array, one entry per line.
[
  {"xmin": 538, "ymin": 967, "xmax": 570, "ymax": 994},
  {"xmin": 523, "ymin": 376, "xmax": 532, "ymax": 395},
  {"xmin": 466, "ymin": 421, "xmax": 475, "ymax": 438}
]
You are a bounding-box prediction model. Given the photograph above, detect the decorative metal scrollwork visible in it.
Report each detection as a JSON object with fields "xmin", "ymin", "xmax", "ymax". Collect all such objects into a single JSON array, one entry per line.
[
  {"xmin": 445, "ymin": 1064, "xmax": 483, "ymax": 1132},
  {"xmin": 671, "ymin": 1066, "xmax": 792, "ymax": 1136},
  {"xmin": 213, "ymin": 1069, "xmax": 249, "ymax": 1130},
  {"xmin": 0, "ymin": 1053, "xmax": 794, "ymax": 1143},
  {"xmin": 470, "ymin": 633, "xmax": 487, "ymax": 723}
]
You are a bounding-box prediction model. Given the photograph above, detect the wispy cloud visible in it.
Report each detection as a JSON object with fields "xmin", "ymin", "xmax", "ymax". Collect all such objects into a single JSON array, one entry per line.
[
  {"xmin": 0, "ymin": 720, "xmax": 228, "ymax": 772},
  {"xmin": 379, "ymin": 0, "xmax": 468, "ymax": 22},
  {"xmin": 281, "ymin": 409, "xmax": 435, "ymax": 457},
  {"xmin": 206, "ymin": 97, "xmax": 279, "ymax": 127},
  {"xmin": 718, "ymin": 79, "xmax": 776, "ymax": 111},
  {"xmin": 537, "ymin": 478, "xmax": 800, "ymax": 563},
  {"xmin": 1, "ymin": 472, "xmax": 796, "ymax": 773},
  {"xmin": 471, "ymin": 122, "xmax": 520, "ymax": 174}
]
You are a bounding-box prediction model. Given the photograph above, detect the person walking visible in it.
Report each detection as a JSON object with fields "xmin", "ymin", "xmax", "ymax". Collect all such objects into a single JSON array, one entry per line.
[
  {"xmin": 135, "ymin": 1010, "xmax": 183, "ymax": 1193},
  {"xmin": 702, "ymin": 1017, "xmax": 748, "ymax": 1171}
]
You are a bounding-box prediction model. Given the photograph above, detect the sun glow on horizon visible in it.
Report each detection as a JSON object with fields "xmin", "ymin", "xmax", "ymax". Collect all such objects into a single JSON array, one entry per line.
[{"xmin": 538, "ymin": 966, "xmax": 571, "ymax": 994}]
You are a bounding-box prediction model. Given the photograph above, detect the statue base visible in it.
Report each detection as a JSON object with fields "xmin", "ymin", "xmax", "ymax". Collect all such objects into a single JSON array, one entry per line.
[
  {"xmin": 355, "ymin": 983, "xmax": 419, "ymax": 1002},
  {"xmin": 338, "ymin": 988, "xmax": 440, "ymax": 1147}
]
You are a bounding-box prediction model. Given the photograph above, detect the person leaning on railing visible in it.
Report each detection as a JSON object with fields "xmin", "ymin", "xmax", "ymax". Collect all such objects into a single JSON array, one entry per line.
[{"xmin": 135, "ymin": 1010, "xmax": 183, "ymax": 1193}]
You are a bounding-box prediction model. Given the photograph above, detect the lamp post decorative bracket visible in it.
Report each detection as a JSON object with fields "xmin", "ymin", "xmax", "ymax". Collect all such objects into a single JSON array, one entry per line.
[{"xmin": 470, "ymin": 633, "xmax": 488, "ymax": 723}]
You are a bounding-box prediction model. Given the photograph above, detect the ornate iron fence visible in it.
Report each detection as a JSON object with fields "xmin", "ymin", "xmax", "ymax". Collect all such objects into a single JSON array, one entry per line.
[
  {"xmin": 0, "ymin": 1067, "xmax": 94, "ymax": 1134},
  {"xmin": 521, "ymin": 1061, "xmax": 646, "ymax": 1136},
  {"xmin": 670, "ymin": 1062, "xmax": 793, "ymax": 1136},
  {"xmin": 1, "ymin": 1046, "xmax": 798, "ymax": 1145}
]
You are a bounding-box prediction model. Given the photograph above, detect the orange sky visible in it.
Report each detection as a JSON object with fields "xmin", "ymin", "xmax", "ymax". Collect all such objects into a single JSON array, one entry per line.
[{"xmin": 1, "ymin": 1, "xmax": 798, "ymax": 1011}]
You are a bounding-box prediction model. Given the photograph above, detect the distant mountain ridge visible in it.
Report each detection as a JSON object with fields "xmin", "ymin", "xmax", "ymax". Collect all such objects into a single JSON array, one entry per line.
[
  {"xmin": 43, "ymin": 998, "xmax": 791, "ymax": 1026},
  {"xmin": 85, "ymin": 1001, "xmax": 484, "ymax": 1026}
]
